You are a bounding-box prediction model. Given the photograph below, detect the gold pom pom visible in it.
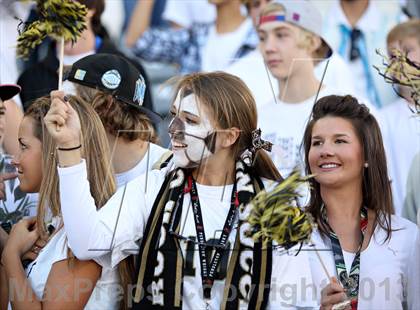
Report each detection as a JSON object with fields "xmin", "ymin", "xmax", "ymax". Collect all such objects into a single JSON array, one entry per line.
[
  {"xmin": 247, "ymin": 170, "xmax": 313, "ymax": 249},
  {"xmin": 17, "ymin": 0, "xmax": 88, "ymax": 58},
  {"xmin": 374, "ymin": 48, "xmax": 420, "ymax": 114}
]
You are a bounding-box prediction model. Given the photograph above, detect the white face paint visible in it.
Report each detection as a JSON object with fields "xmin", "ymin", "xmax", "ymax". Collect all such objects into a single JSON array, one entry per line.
[{"xmin": 168, "ymin": 92, "xmax": 216, "ymax": 168}]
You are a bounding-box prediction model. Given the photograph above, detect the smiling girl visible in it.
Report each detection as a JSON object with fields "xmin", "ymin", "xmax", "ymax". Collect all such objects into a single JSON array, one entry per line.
[
  {"xmin": 44, "ymin": 71, "xmax": 318, "ymax": 309},
  {"xmin": 1, "ymin": 95, "xmax": 119, "ymax": 309},
  {"xmin": 302, "ymin": 95, "xmax": 419, "ymax": 310}
]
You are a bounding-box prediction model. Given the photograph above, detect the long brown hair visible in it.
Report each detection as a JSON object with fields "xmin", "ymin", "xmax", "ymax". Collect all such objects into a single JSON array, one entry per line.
[
  {"xmin": 25, "ymin": 96, "xmax": 116, "ymax": 239},
  {"xmin": 172, "ymin": 71, "xmax": 282, "ymax": 181},
  {"xmin": 302, "ymin": 95, "xmax": 394, "ymax": 241}
]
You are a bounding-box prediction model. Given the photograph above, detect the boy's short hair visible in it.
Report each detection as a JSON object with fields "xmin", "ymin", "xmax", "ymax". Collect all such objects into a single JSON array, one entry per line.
[
  {"xmin": 387, "ymin": 19, "xmax": 420, "ymax": 46},
  {"xmin": 296, "ymin": 28, "xmax": 331, "ymax": 64}
]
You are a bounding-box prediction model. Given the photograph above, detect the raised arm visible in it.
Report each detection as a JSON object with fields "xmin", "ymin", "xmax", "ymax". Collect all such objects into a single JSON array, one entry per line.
[{"xmin": 45, "ymin": 91, "xmax": 147, "ymax": 265}]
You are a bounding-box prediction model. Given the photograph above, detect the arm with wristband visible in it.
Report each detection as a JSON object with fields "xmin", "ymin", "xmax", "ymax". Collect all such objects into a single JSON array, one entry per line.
[{"xmin": 45, "ymin": 91, "xmax": 147, "ymax": 264}]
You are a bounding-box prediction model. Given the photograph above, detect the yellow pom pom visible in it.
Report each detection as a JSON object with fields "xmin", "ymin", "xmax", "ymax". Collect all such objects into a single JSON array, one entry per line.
[
  {"xmin": 247, "ymin": 170, "xmax": 314, "ymax": 249},
  {"xmin": 17, "ymin": 0, "xmax": 88, "ymax": 58},
  {"xmin": 374, "ymin": 49, "xmax": 420, "ymax": 114}
]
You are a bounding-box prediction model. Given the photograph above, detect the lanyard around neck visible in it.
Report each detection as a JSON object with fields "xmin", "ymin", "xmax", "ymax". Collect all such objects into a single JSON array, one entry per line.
[
  {"xmin": 322, "ymin": 204, "xmax": 368, "ymax": 310},
  {"xmin": 186, "ymin": 175, "xmax": 239, "ymax": 300}
]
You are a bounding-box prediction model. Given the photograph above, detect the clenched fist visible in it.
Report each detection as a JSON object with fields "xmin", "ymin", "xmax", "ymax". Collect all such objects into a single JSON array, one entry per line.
[{"xmin": 44, "ymin": 91, "xmax": 81, "ymax": 148}]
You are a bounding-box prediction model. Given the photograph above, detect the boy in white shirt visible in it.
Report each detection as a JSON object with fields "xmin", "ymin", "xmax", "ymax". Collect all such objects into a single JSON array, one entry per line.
[
  {"xmin": 256, "ymin": 0, "xmax": 335, "ymax": 179},
  {"xmin": 379, "ymin": 20, "xmax": 420, "ymax": 215}
]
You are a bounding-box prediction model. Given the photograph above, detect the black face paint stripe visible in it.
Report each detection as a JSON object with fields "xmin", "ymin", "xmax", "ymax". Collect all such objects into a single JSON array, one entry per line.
[
  {"xmin": 204, "ymin": 132, "xmax": 217, "ymax": 153},
  {"xmin": 168, "ymin": 116, "xmax": 185, "ymax": 140}
]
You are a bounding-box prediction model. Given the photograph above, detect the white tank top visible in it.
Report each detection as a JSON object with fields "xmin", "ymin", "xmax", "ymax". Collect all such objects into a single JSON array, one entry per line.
[{"xmin": 24, "ymin": 227, "xmax": 120, "ymax": 309}]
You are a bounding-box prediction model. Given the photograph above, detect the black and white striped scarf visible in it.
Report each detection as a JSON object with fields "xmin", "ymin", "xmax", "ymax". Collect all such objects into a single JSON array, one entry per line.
[{"xmin": 133, "ymin": 161, "xmax": 272, "ymax": 309}]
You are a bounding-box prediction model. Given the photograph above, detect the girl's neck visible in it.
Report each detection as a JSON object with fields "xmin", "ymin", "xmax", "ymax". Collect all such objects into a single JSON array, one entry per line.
[
  {"xmin": 215, "ymin": 1, "xmax": 245, "ymax": 34},
  {"xmin": 320, "ymin": 184, "xmax": 376, "ymax": 253},
  {"xmin": 321, "ymin": 184, "xmax": 364, "ymax": 222},
  {"xmin": 192, "ymin": 154, "xmax": 235, "ymax": 186}
]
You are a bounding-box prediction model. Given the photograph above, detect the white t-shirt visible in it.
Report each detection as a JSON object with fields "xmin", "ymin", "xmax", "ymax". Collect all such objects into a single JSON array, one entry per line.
[
  {"xmin": 58, "ymin": 161, "xmax": 317, "ymax": 309},
  {"xmin": 201, "ymin": 18, "xmax": 253, "ymax": 72},
  {"xmin": 115, "ymin": 143, "xmax": 169, "ymax": 188},
  {"xmin": 163, "ymin": 0, "xmax": 216, "ymax": 28},
  {"xmin": 25, "ymin": 226, "xmax": 120, "ymax": 309},
  {"xmin": 308, "ymin": 215, "xmax": 419, "ymax": 309},
  {"xmin": 226, "ymin": 51, "xmax": 358, "ymax": 109},
  {"xmin": 379, "ymin": 98, "xmax": 420, "ymax": 215},
  {"xmin": 258, "ymin": 86, "xmax": 335, "ymax": 178}
]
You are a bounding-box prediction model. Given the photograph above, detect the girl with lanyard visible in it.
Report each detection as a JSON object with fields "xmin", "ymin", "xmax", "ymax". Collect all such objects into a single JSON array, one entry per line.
[
  {"xmin": 1, "ymin": 96, "xmax": 120, "ymax": 309},
  {"xmin": 44, "ymin": 72, "xmax": 318, "ymax": 309},
  {"xmin": 302, "ymin": 95, "xmax": 419, "ymax": 309}
]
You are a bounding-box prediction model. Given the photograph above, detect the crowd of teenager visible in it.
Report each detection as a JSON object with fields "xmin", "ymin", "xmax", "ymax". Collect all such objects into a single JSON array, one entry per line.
[{"xmin": 0, "ymin": 0, "xmax": 419, "ymax": 309}]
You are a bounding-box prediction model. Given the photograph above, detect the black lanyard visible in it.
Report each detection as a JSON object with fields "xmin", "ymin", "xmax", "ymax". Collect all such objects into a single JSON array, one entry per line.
[
  {"xmin": 322, "ymin": 205, "xmax": 368, "ymax": 310},
  {"xmin": 187, "ymin": 175, "xmax": 239, "ymax": 300}
]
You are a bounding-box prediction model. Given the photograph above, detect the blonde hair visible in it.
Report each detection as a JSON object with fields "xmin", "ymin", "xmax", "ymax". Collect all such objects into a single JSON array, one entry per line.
[
  {"xmin": 25, "ymin": 96, "xmax": 116, "ymax": 239},
  {"xmin": 260, "ymin": 2, "xmax": 329, "ymax": 63},
  {"xmin": 387, "ymin": 19, "xmax": 420, "ymax": 46},
  {"xmin": 172, "ymin": 71, "xmax": 282, "ymax": 181}
]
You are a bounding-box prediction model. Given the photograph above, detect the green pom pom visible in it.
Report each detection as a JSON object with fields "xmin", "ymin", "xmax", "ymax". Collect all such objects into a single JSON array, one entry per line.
[
  {"xmin": 17, "ymin": 0, "xmax": 88, "ymax": 58},
  {"xmin": 247, "ymin": 170, "xmax": 313, "ymax": 249}
]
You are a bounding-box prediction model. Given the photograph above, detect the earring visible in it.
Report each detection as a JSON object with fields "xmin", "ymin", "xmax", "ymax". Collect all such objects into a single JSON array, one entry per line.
[{"xmin": 364, "ymin": 162, "xmax": 369, "ymax": 168}]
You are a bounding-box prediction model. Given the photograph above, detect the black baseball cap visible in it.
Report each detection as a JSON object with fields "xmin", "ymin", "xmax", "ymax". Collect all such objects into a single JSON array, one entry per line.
[
  {"xmin": 0, "ymin": 84, "xmax": 21, "ymax": 101},
  {"xmin": 65, "ymin": 53, "xmax": 162, "ymax": 123}
]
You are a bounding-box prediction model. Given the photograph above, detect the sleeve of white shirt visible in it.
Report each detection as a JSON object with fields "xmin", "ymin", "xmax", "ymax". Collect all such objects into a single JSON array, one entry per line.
[{"xmin": 58, "ymin": 160, "xmax": 152, "ymax": 268}]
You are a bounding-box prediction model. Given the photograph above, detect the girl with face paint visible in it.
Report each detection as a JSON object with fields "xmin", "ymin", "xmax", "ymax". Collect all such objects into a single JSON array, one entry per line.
[
  {"xmin": 168, "ymin": 91, "xmax": 217, "ymax": 169},
  {"xmin": 44, "ymin": 72, "xmax": 318, "ymax": 309}
]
